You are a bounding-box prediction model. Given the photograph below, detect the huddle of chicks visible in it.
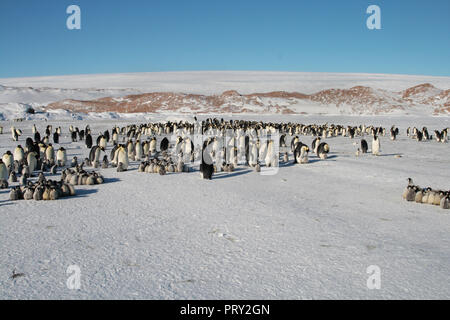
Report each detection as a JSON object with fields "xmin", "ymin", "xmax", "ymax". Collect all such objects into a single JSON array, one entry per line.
[
  {"xmin": 9, "ymin": 172, "xmax": 76, "ymax": 201},
  {"xmin": 402, "ymin": 178, "xmax": 450, "ymax": 210},
  {"xmin": 61, "ymin": 165, "xmax": 105, "ymax": 186},
  {"xmin": 138, "ymin": 157, "xmax": 187, "ymax": 175}
]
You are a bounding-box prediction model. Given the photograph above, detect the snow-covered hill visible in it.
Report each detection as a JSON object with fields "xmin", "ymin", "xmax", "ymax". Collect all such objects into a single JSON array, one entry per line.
[{"xmin": 1, "ymin": 72, "xmax": 450, "ymax": 120}]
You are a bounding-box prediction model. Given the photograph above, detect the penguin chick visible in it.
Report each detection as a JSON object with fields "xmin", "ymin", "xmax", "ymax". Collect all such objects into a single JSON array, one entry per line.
[
  {"xmin": 440, "ymin": 195, "xmax": 450, "ymax": 210},
  {"xmin": 0, "ymin": 179, "xmax": 8, "ymax": 189},
  {"xmin": 33, "ymin": 187, "xmax": 43, "ymax": 201},
  {"xmin": 101, "ymin": 155, "xmax": 109, "ymax": 169},
  {"xmin": 23, "ymin": 187, "xmax": 34, "ymax": 200},
  {"xmin": 9, "ymin": 187, "xmax": 19, "ymax": 201},
  {"xmin": 71, "ymin": 157, "xmax": 78, "ymax": 168},
  {"xmin": 8, "ymin": 171, "xmax": 17, "ymax": 183}
]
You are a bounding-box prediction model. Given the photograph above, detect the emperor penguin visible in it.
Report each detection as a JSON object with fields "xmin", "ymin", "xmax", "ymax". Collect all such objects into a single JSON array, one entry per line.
[
  {"xmin": 361, "ymin": 139, "xmax": 368, "ymax": 153},
  {"xmin": 85, "ymin": 133, "xmax": 93, "ymax": 149},
  {"xmin": 26, "ymin": 151, "xmax": 38, "ymax": 173},
  {"xmin": 200, "ymin": 150, "xmax": 214, "ymax": 180},
  {"xmin": 11, "ymin": 126, "xmax": 21, "ymax": 141},
  {"xmin": 294, "ymin": 143, "xmax": 309, "ymax": 164},
  {"xmin": 264, "ymin": 140, "xmax": 277, "ymax": 167},
  {"xmin": 372, "ymin": 135, "xmax": 380, "ymax": 156},
  {"xmin": 98, "ymin": 135, "xmax": 107, "ymax": 150},
  {"xmin": 149, "ymin": 137, "xmax": 157, "ymax": 155},
  {"xmin": 403, "ymin": 186, "xmax": 416, "ymax": 201},
  {"xmin": 45, "ymin": 144, "xmax": 55, "ymax": 162},
  {"xmin": 89, "ymin": 146, "xmax": 104, "ymax": 165},
  {"xmin": 249, "ymin": 140, "xmax": 258, "ymax": 167},
  {"xmin": 53, "ymin": 131, "xmax": 59, "ymax": 144},
  {"xmin": 135, "ymin": 140, "xmax": 143, "ymax": 161},
  {"xmin": 2, "ymin": 151, "xmax": 13, "ymax": 169},
  {"xmin": 316, "ymin": 142, "xmax": 330, "ymax": 159},
  {"xmin": 32, "ymin": 124, "xmax": 37, "ymax": 134},
  {"xmin": 291, "ymin": 136, "xmax": 300, "ymax": 153},
  {"xmin": 115, "ymin": 145, "xmax": 129, "ymax": 171},
  {"xmin": 56, "ymin": 147, "xmax": 67, "ymax": 167},
  {"xmin": 14, "ymin": 145, "xmax": 25, "ymax": 163},
  {"xmin": 312, "ymin": 137, "xmax": 321, "ymax": 155},
  {"xmin": 0, "ymin": 159, "xmax": 8, "ymax": 181},
  {"xmin": 440, "ymin": 195, "xmax": 450, "ymax": 210}
]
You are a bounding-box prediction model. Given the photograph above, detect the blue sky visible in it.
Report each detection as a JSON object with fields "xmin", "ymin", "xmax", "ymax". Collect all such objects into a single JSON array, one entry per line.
[{"xmin": 0, "ymin": 0, "xmax": 449, "ymax": 78}]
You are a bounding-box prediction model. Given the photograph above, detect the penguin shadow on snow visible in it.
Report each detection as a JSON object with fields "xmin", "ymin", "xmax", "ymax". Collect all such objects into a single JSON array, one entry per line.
[
  {"xmin": 213, "ymin": 168, "xmax": 252, "ymax": 180},
  {"xmin": 61, "ymin": 188, "xmax": 98, "ymax": 199},
  {"xmin": 102, "ymin": 177, "xmax": 121, "ymax": 184},
  {"xmin": 376, "ymin": 153, "xmax": 403, "ymax": 157}
]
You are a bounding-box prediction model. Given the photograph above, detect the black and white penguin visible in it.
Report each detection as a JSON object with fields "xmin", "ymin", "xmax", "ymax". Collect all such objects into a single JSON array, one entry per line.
[
  {"xmin": 34, "ymin": 131, "xmax": 41, "ymax": 143},
  {"xmin": 89, "ymin": 146, "xmax": 104, "ymax": 165},
  {"xmin": 53, "ymin": 131, "xmax": 59, "ymax": 144},
  {"xmin": 294, "ymin": 143, "xmax": 309, "ymax": 164},
  {"xmin": 56, "ymin": 147, "xmax": 67, "ymax": 167},
  {"xmin": 316, "ymin": 142, "xmax": 330, "ymax": 159},
  {"xmin": 199, "ymin": 145, "xmax": 214, "ymax": 180},
  {"xmin": 26, "ymin": 151, "xmax": 38, "ymax": 173},
  {"xmin": 114, "ymin": 145, "xmax": 129, "ymax": 171},
  {"xmin": 0, "ymin": 159, "xmax": 8, "ymax": 181},
  {"xmin": 2, "ymin": 151, "xmax": 13, "ymax": 169},
  {"xmin": 311, "ymin": 137, "xmax": 321, "ymax": 155},
  {"xmin": 14, "ymin": 145, "xmax": 25, "ymax": 163},
  {"xmin": 372, "ymin": 135, "xmax": 380, "ymax": 155},
  {"xmin": 361, "ymin": 139, "xmax": 368, "ymax": 153},
  {"xmin": 160, "ymin": 137, "xmax": 169, "ymax": 152},
  {"xmin": 85, "ymin": 133, "xmax": 93, "ymax": 149}
]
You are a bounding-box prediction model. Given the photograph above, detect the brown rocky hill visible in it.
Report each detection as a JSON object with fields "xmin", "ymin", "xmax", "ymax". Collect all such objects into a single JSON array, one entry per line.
[{"xmin": 46, "ymin": 83, "xmax": 450, "ymax": 115}]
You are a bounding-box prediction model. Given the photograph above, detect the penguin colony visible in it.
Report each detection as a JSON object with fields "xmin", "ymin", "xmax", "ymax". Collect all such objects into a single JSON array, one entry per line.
[
  {"xmin": 402, "ymin": 178, "xmax": 450, "ymax": 210},
  {"xmin": 1, "ymin": 120, "xmax": 448, "ymax": 212},
  {"xmin": 1, "ymin": 124, "xmax": 105, "ymax": 201}
]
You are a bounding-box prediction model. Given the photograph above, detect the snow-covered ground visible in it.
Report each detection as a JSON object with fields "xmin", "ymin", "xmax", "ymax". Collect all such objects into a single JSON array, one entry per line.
[{"xmin": 1, "ymin": 114, "xmax": 449, "ymax": 299}]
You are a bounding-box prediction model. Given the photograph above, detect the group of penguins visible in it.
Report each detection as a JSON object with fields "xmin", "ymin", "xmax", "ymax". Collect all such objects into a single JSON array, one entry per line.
[
  {"xmin": 402, "ymin": 178, "xmax": 450, "ymax": 210},
  {"xmin": 406, "ymin": 126, "xmax": 448, "ymax": 143},
  {"xmin": 1, "ymin": 119, "xmax": 449, "ymax": 204},
  {"xmin": 1, "ymin": 124, "xmax": 105, "ymax": 201}
]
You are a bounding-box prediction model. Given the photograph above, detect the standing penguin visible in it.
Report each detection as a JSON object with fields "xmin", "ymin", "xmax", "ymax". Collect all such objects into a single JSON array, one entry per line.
[
  {"xmin": 372, "ymin": 135, "xmax": 380, "ymax": 156},
  {"xmin": 200, "ymin": 144, "xmax": 214, "ymax": 180},
  {"xmin": 56, "ymin": 147, "xmax": 67, "ymax": 167},
  {"xmin": 312, "ymin": 137, "xmax": 321, "ymax": 155},
  {"xmin": 45, "ymin": 144, "xmax": 55, "ymax": 162},
  {"xmin": 361, "ymin": 139, "xmax": 368, "ymax": 153},
  {"xmin": 264, "ymin": 140, "xmax": 276, "ymax": 167},
  {"xmin": 85, "ymin": 133, "xmax": 93, "ymax": 149},
  {"xmin": 53, "ymin": 131, "xmax": 59, "ymax": 144},
  {"xmin": 26, "ymin": 151, "xmax": 38, "ymax": 173},
  {"xmin": 2, "ymin": 151, "xmax": 13, "ymax": 169},
  {"xmin": 115, "ymin": 145, "xmax": 129, "ymax": 171},
  {"xmin": 0, "ymin": 159, "xmax": 8, "ymax": 181},
  {"xmin": 14, "ymin": 145, "xmax": 25, "ymax": 163},
  {"xmin": 89, "ymin": 146, "xmax": 104, "ymax": 165}
]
